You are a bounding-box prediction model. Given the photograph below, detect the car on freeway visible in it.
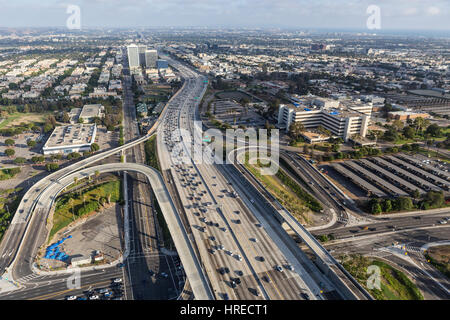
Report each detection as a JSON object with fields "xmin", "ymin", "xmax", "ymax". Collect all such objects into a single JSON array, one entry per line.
[
  {"xmin": 160, "ymin": 272, "xmax": 168, "ymax": 278},
  {"xmin": 249, "ymin": 288, "xmax": 260, "ymax": 297},
  {"xmin": 262, "ymin": 275, "xmax": 271, "ymax": 283},
  {"xmin": 275, "ymin": 265, "xmax": 283, "ymax": 272},
  {"xmin": 256, "ymin": 256, "xmax": 265, "ymax": 262},
  {"xmin": 285, "ymin": 264, "xmax": 294, "ymax": 271},
  {"xmin": 209, "ymin": 236, "xmax": 216, "ymax": 241},
  {"xmin": 300, "ymin": 292, "xmax": 310, "ymax": 300},
  {"xmin": 235, "ymin": 270, "xmax": 244, "ymax": 276},
  {"xmin": 113, "ymin": 278, "xmax": 122, "ymax": 283},
  {"xmin": 209, "ymin": 248, "xmax": 216, "ymax": 255},
  {"xmin": 89, "ymin": 295, "xmax": 100, "ymax": 300},
  {"xmin": 222, "ymin": 293, "xmax": 230, "ymax": 300},
  {"xmin": 66, "ymin": 295, "xmax": 77, "ymax": 300}
]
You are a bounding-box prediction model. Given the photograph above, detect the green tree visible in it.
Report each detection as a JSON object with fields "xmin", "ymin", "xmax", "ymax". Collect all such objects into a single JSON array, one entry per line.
[
  {"xmin": 425, "ymin": 124, "xmax": 442, "ymax": 138},
  {"xmin": 62, "ymin": 112, "xmax": 70, "ymax": 123},
  {"xmin": 392, "ymin": 120, "xmax": 404, "ymax": 131},
  {"xmin": 371, "ymin": 202, "xmax": 382, "ymax": 215},
  {"xmin": 43, "ymin": 123, "xmax": 54, "ymax": 133},
  {"xmin": 90, "ymin": 143, "xmax": 100, "ymax": 152},
  {"xmin": 27, "ymin": 140, "xmax": 37, "ymax": 148},
  {"xmin": 67, "ymin": 152, "xmax": 81, "ymax": 160},
  {"xmin": 78, "ymin": 117, "xmax": 84, "ymax": 124},
  {"xmin": 403, "ymin": 126, "xmax": 415, "ymax": 139},
  {"xmin": 383, "ymin": 200, "xmax": 392, "ymax": 213},
  {"xmin": 13, "ymin": 157, "xmax": 26, "ymax": 165},
  {"xmin": 288, "ymin": 122, "xmax": 305, "ymax": 140},
  {"xmin": 45, "ymin": 163, "xmax": 59, "ymax": 171},
  {"xmin": 413, "ymin": 189, "xmax": 421, "ymax": 199},
  {"xmin": 413, "ymin": 117, "xmax": 426, "ymax": 133},
  {"xmin": 4, "ymin": 148, "xmax": 15, "ymax": 157},
  {"xmin": 31, "ymin": 155, "xmax": 45, "ymax": 163},
  {"xmin": 4, "ymin": 139, "xmax": 14, "ymax": 147}
]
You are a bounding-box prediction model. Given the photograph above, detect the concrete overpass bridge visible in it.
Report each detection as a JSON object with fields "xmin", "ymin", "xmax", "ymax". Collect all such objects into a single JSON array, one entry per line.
[{"xmin": 7, "ymin": 162, "xmax": 215, "ymax": 300}]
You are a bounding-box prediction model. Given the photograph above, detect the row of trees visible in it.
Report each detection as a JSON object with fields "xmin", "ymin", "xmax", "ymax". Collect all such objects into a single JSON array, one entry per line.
[{"xmin": 368, "ymin": 191, "xmax": 446, "ymax": 214}]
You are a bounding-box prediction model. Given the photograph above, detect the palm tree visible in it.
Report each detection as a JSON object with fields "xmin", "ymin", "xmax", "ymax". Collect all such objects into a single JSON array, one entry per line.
[
  {"xmin": 69, "ymin": 198, "xmax": 75, "ymax": 221},
  {"xmin": 288, "ymin": 122, "xmax": 305, "ymax": 140}
]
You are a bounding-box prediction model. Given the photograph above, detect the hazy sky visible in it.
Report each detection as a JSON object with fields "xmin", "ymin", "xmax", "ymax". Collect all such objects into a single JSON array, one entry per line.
[{"xmin": 0, "ymin": 0, "xmax": 449, "ymax": 31}]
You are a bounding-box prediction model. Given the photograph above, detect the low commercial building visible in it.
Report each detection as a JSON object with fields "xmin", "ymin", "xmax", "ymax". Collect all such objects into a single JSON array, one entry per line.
[
  {"xmin": 71, "ymin": 255, "xmax": 92, "ymax": 267},
  {"xmin": 278, "ymin": 95, "xmax": 371, "ymax": 141},
  {"xmin": 42, "ymin": 124, "xmax": 97, "ymax": 155},
  {"xmin": 79, "ymin": 104, "xmax": 104, "ymax": 123},
  {"xmin": 388, "ymin": 111, "xmax": 430, "ymax": 121}
]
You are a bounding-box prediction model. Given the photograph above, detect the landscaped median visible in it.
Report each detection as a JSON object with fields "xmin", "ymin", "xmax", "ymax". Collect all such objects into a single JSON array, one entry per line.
[{"xmin": 339, "ymin": 254, "xmax": 424, "ymax": 300}]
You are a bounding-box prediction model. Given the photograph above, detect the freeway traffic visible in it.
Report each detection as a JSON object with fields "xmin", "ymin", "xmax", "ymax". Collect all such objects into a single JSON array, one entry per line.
[{"xmin": 156, "ymin": 57, "xmax": 342, "ymax": 300}]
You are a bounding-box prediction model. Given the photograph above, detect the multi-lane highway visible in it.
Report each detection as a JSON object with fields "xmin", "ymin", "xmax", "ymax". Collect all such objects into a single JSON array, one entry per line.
[{"xmin": 155, "ymin": 57, "xmax": 356, "ymax": 300}]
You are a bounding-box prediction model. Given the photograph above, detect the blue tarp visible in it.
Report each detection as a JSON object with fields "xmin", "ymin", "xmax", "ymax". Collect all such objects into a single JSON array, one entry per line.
[
  {"xmin": 304, "ymin": 108, "xmax": 311, "ymax": 111},
  {"xmin": 44, "ymin": 235, "xmax": 71, "ymax": 261}
]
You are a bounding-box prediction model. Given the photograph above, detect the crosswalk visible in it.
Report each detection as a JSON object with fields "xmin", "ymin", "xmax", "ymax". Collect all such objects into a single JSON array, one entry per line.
[
  {"xmin": 405, "ymin": 245, "xmax": 422, "ymax": 253},
  {"xmin": 16, "ymin": 273, "xmax": 43, "ymax": 284},
  {"xmin": 337, "ymin": 217, "xmax": 348, "ymax": 224}
]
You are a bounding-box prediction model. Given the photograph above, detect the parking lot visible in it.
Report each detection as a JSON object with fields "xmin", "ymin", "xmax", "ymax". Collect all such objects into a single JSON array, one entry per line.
[
  {"xmin": 322, "ymin": 153, "xmax": 450, "ymax": 200},
  {"xmin": 94, "ymin": 126, "xmax": 119, "ymax": 150},
  {"xmin": 0, "ymin": 132, "xmax": 44, "ymax": 163}
]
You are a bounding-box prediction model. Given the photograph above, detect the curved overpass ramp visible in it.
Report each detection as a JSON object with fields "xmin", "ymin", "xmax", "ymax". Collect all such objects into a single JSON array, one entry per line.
[{"xmin": 11, "ymin": 163, "xmax": 214, "ymax": 300}]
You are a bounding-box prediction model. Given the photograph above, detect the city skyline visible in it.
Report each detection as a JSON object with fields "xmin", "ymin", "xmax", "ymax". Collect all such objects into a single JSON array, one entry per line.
[{"xmin": 0, "ymin": 0, "xmax": 449, "ymax": 31}]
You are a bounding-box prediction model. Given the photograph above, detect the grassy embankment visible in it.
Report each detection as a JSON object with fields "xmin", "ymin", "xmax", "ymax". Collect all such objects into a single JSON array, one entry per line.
[
  {"xmin": 50, "ymin": 179, "xmax": 122, "ymax": 241},
  {"xmin": 340, "ymin": 254, "xmax": 424, "ymax": 300},
  {"xmin": 243, "ymin": 153, "xmax": 322, "ymax": 225},
  {"xmin": 0, "ymin": 187, "xmax": 22, "ymax": 242},
  {"xmin": 424, "ymin": 245, "xmax": 450, "ymax": 279}
]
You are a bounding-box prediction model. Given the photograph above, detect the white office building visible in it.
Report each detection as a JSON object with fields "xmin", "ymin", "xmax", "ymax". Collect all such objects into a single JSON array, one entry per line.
[
  {"xmin": 127, "ymin": 44, "xmax": 140, "ymax": 69},
  {"xmin": 42, "ymin": 124, "xmax": 97, "ymax": 155},
  {"xmin": 278, "ymin": 96, "xmax": 371, "ymax": 141}
]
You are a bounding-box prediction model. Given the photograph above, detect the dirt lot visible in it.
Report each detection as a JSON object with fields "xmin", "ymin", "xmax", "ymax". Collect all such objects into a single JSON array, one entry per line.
[{"xmin": 38, "ymin": 204, "xmax": 123, "ymax": 270}]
